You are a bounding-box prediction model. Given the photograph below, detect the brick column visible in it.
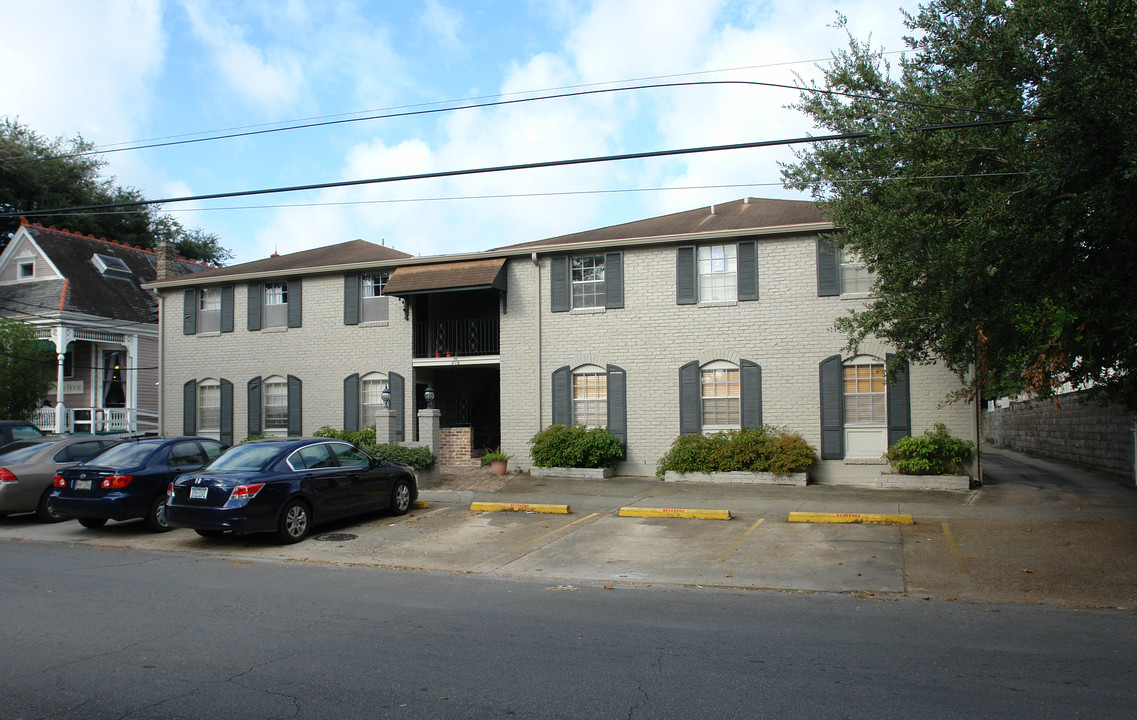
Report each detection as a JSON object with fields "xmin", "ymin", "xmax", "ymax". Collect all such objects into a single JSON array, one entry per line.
[
  {"xmin": 418, "ymin": 409, "xmax": 441, "ymax": 456},
  {"xmin": 374, "ymin": 409, "xmax": 397, "ymax": 445}
]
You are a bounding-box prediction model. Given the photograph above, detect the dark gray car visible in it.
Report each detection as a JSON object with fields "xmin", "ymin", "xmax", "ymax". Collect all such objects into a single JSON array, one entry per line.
[
  {"xmin": 0, "ymin": 437, "xmax": 119, "ymax": 522},
  {"xmin": 0, "ymin": 420, "xmax": 45, "ymax": 448}
]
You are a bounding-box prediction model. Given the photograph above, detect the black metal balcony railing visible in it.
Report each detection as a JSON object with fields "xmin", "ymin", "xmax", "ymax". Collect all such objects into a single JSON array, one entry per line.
[{"xmin": 414, "ymin": 318, "xmax": 499, "ymax": 358}]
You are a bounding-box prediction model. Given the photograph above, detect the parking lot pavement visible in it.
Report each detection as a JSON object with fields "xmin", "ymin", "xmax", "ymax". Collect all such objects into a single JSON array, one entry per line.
[{"xmin": 1, "ymin": 446, "xmax": 1134, "ymax": 607}]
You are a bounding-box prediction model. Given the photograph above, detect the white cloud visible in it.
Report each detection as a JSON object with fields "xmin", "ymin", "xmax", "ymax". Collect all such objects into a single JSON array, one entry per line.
[{"xmin": 419, "ymin": 0, "xmax": 465, "ymax": 55}]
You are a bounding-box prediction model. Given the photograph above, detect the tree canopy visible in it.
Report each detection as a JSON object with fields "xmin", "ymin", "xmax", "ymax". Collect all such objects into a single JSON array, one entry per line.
[
  {"xmin": 0, "ymin": 318, "xmax": 52, "ymax": 420},
  {"xmin": 1, "ymin": 118, "xmax": 233, "ymax": 265},
  {"xmin": 782, "ymin": 0, "xmax": 1137, "ymax": 410}
]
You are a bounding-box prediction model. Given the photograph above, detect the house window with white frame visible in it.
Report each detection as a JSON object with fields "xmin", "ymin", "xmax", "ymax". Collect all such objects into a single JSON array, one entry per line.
[
  {"xmin": 572, "ymin": 366, "xmax": 607, "ymax": 427},
  {"xmin": 571, "ymin": 256, "xmax": 606, "ymax": 308},
  {"xmin": 697, "ymin": 245, "xmax": 737, "ymax": 302},
  {"xmin": 701, "ymin": 362, "xmax": 740, "ymax": 430},
  {"xmin": 840, "ymin": 249, "xmax": 875, "ymax": 294},
  {"xmin": 263, "ymin": 376, "xmax": 289, "ymax": 432},
  {"xmin": 843, "ymin": 362, "xmax": 886, "ymax": 424},
  {"xmin": 264, "ymin": 282, "xmax": 288, "ymax": 327},
  {"xmin": 17, "ymin": 259, "xmax": 35, "ymax": 279},
  {"xmin": 197, "ymin": 381, "xmax": 221, "ymax": 432},
  {"xmin": 360, "ymin": 373, "xmax": 389, "ymax": 428},
  {"xmin": 361, "ymin": 272, "xmax": 389, "ymax": 323},
  {"xmin": 199, "ymin": 288, "xmax": 221, "ymax": 333}
]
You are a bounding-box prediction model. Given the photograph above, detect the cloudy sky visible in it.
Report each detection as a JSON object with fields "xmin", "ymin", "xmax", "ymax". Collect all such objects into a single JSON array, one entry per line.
[{"xmin": 1, "ymin": 0, "xmax": 919, "ymax": 265}]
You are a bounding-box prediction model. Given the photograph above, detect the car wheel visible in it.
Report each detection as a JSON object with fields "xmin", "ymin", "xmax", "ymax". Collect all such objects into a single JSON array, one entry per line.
[
  {"xmin": 276, "ymin": 499, "xmax": 311, "ymax": 544},
  {"xmin": 35, "ymin": 489, "xmax": 68, "ymax": 523},
  {"xmin": 389, "ymin": 480, "xmax": 412, "ymax": 516},
  {"xmin": 78, "ymin": 517, "xmax": 107, "ymax": 529},
  {"xmin": 194, "ymin": 529, "xmax": 224, "ymax": 538},
  {"xmin": 144, "ymin": 495, "xmax": 172, "ymax": 533}
]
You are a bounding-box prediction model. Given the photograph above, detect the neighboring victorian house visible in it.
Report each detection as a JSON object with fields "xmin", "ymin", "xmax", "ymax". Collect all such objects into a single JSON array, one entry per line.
[
  {"xmin": 146, "ymin": 198, "xmax": 977, "ymax": 484},
  {"xmin": 0, "ymin": 219, "xmax": 208, "ymax": 434}
]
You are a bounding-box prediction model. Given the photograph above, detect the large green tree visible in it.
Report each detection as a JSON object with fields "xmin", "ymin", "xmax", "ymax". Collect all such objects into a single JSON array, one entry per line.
[
  {"xmin": 0, "ymin": 318, "xmax": 52, "ymax": 420},
  {"xmin": 782, "ymin": 0, "xmax": 1137, "ymax": 409},
  {"xmin": 0, "ymin": 118, "xmax": 233, "ymax": 265}
]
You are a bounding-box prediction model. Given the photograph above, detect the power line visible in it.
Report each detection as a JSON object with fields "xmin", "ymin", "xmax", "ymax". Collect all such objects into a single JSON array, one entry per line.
[{"xmin": 0, "ymin": 117, "xmax": 1040, "ymax": 220}]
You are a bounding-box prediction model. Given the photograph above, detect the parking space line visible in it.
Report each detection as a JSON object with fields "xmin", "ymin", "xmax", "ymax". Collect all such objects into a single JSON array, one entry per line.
[
  {"xmin": 506, "ymin": 512, "xmax": 603, "ymax": 555},
  {"xmin": 717, "ymin": 518, "xmax": 765, "ymax": 564},
  {"xmin": 941, "ymin": 521, "xmax": 969, "ymax": 574}
]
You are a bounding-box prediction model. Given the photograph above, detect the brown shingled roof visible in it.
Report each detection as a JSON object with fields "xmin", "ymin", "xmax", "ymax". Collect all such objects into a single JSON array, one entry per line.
[
  {"xmin": 383, "ymin": 257, "xmax": 507, "ymax": 295},
  {"xmin": 495, "ymin": 197, "xmax": 827, "ymax": 250},
  {"xmin": 166, "ymin": 239, "xmax": 413, "ymax": 283}
]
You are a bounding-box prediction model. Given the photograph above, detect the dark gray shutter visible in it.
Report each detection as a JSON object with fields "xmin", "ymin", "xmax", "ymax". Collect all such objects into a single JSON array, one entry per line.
[
  {"xmin": 678, "ymin": 361, "xmax": 701, "ymax": 435},
  {"xmin": 550, "ymin": 256, "xmax": 570, "ymax": 312},
  {"xmin": 740, "ymin": 359, "xmax": 762, "ymax": 428},
  {"xmin": 247, "ymin": 377, "xmax": 262, "ymax": 435},
  {"xmin": 676, "ymin": 246, "xmax": 697, "ymax": 305},
  {"xmin": 220, "ymin": 285, "xmax": 234, "ymax": 333},
  {"xmin": 606, "ymin": 364, "xmax": 627, "ymax": 456},
  {"xmin": 344, "ymin": 274, "xmax": 360, "ymax": 326},
  {"xmin": 247, "ymin": 283, "xmax": 262, "ymax": 331},
  {"xmin": 737, "ymin": 240, "xmax": 759, "ymax": 302},
  {"xmin": 388, "ymin": 373, "xmax": 405, "ymax": 442},
  {"xmin": 886, "ymin": 353, "xmax": 912, "ymax": 446},
  {"xmin": 819, "ymin": 354, "xmax": 844, "ymax": 459},
  {"xmin": 287, "ymin": 278, "xmax": 302, "ymax": 328},
  {"xmin": 604, "ymin": 251, "xmax": 623, "ymax": 309},
  {"xmin": 219, "ymin": 379, "xmax": 233, "ymax": 446},
  {"xmin": 183, "ymin": 380, "xmax": 196, "ymax": 435},
  {"xmin": 183, "ymin": 289, "xmax": 197, "ymax": 335},
  {"xmin": 817, "ymin": 238, "xmax": 840, "ymax": 297},
  {"xmin": 287, "ymin": 375, "xmax": 302, "ymax": 436},
  {"xmin": 343, "ymin": 373, "xmax": 360, "ymax": 432},
  {"xmin": 551, "ymin": 365, "xmax": 571, "ymax": 426}
]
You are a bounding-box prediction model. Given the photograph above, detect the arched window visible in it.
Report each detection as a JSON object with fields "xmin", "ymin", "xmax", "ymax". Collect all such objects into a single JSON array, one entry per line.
[
  {"xmin": 360, "ymin": 372, "xmax": 389, "ymax": 428},
  {"xmin": 197, "ymin": 379, "xmax": 221, "ymax": 433},
  {"xmin": 572, "ymin": 365, "xmax": 607, "ymax": 428},
  {"xmin": 700, "ymin": 360, "xmax": 740, "ymax": 431},
  {"xmin": 263, "ymin": 375, "xmax": 289, "ymax": 433}
]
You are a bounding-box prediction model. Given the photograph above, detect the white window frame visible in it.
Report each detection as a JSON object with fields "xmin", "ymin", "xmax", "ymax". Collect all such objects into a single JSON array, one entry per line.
[
  {"xmin": 697, "ymin": 244, "xmax": 737, "ymax": 302},
  {"xmin": 264, "ymin": 281, "xmax": 287, "ymax": 306},
  {"xmin": 198, "ymin": 288, "xmax": 221, "ymax": 333},
  {"xmin": 571, "ymin": 256, "xmax": 606, "ymax": 308},
  {"xmin": 197, "ymin": 379, "xmax": 221, "ymax": 433},
  {"xmin": 700, "ymin": 360, "xmax": 740, "ymax": 431},
  {"xmin": 17, "ymin": 259, "xmax": 35, "ymax": 279},
  {"xmin": 572, "ymin": 365, "xmax": 607, "ymax": 428},
  {"xmin": 840, "ymin": 249, "xmax": 875, "ymax": 295},
  {"xmin": 360, "ymin": 372, "xmax": 389, "ymax": 428},
  {"xmin": 361, "ymin": 272, "xmax": 388, "ymax": 298},
  {"xmin": 263, "ymin": 375, "xmax": 289, "ymax": 434},
  {"xmin": 842, "ymin": 356, "xmax": 888, "ymax": 459}
]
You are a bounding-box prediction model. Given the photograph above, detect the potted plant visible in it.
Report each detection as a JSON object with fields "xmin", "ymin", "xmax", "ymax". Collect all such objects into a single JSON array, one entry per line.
[{"xmin": 481, "ymin": 449, "xmax": 513, "ymax": 476}]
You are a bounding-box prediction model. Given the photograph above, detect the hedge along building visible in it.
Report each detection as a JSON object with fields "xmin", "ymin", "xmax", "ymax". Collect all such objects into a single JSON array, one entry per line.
[{"xmin": 146, "ymin": 198, "xmax": 976, "ymax": 484}]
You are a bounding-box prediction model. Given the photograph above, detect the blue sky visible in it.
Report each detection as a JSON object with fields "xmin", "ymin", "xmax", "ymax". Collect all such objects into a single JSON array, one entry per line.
[{"xmin": 1, "ymin": 0, "xmax": 918, "ymax": 265}]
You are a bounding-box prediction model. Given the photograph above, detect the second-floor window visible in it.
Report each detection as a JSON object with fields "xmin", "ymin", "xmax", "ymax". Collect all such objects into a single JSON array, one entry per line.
[
  {"xmin": 264, "ymin": 282, "xmax": 288, "ymax": 328},
  {"xmin": 198, "ymin": 288, "xmax": 221, "ymax": 333},
  {"xmin": 840, "ymin": 249, "xmax": 875, "ymax": 295},
  {"xmin": 571, "ymin": 256, "xmax": 606, "ymax": 308},
  {"xmin": 361, "ymin": 272, "xmax": 390, "ymax": 323},
  {"xmin": 697, "ymin": 245, "xmax": 737, "ymax": 302}
]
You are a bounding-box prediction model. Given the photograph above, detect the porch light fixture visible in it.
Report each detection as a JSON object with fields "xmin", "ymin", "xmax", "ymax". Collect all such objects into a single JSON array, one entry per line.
[
  {"xmin": 381, "ymin": 386, "xmax": 391, "ymax": 409},
  {"xmin": 424, "ymin": 386, "xmax": 435, "ymax": 409}
]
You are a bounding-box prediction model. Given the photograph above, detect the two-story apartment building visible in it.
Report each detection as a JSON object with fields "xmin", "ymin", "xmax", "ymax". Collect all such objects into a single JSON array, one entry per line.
[
  {"xmin": 148, "ymin": 198, "xmax": 976, "ymax": 484},
  {"xmin": 0, "ymin": 220, "xmax": 207, "ymax": 434}
]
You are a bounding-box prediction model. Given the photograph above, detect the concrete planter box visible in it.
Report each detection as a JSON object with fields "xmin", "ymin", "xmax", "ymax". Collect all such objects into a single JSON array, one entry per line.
[
  {"xmin": 663, "ymin": 470, "xmax": 808, "ymax": 486},
  {"xmin": 874, "ymin": 473, "xmax": 971, "ymax": 491},
  {"xmin": 531, "ymin": 466, "xmax": 615, "ymax": 479}
]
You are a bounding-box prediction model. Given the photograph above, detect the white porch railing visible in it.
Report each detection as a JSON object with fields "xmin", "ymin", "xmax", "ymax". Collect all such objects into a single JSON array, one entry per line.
[
  {"xmin": 30, "ymin": 407, "xmax": 57, "ymax": 431},
  {"xmin": 30, "ymin": 407, "xmax": 137, "ymax": 435}
]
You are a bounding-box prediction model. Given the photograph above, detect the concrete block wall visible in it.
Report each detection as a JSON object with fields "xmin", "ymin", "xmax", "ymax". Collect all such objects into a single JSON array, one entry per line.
[
  {"xmin": 985, "ymin": 392, "xmax": 1135, "ymax": 482},
  {"xmin": 159, "ymin": 273, "xmax": 414, "ymax": 440},
  {"xmin": 499, "ymin": 234, "xmax": 975, "ymax": 482}
]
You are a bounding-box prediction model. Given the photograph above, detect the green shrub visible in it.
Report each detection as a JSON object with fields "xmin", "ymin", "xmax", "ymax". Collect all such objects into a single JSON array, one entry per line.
[
  {"xmin": 314, "ymin": 425, "xmax": 377, "ymax": 448},
  {"xmin": 884, "ymin": 423, "xmax": 973, "ymax": 475},
  {"xmin": 364, "ymin": 443, "xmax": 437, "ymax": 471},
  {"xmin": 655, "ymin": 426, "xmax": 817, "ymax": 477},
  {"xmin": 529, "ymin": 424, "xmax": 624, "ymax": 469}
]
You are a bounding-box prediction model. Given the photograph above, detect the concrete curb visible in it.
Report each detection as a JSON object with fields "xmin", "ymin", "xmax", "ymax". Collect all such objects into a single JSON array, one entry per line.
[
  {"xmin": 619, "ymin": 507, "xmax": 732, "ymax": 520},
  {"xmin": 788, "ymin": 511, "xmax": 914, "ymax": 525},
  {"xmin": 470, "ymin": 502, "xmax": 572, "ymax": 514}
]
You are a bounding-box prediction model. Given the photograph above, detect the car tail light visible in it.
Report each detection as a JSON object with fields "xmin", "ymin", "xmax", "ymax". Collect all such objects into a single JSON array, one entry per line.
[
  {"xmin": 229, "ymin": 483, "xmax": 265, "ymax": 502},
  {"xmin": 53, "ymin": 474, "xmax": 66, "ymax": 487},
  {"xmin": 167, "ymin": 482, "xmax": 174, "ymax": 498},
  {"xmin": 101, "ymin": 475, "xmax": 132, "ymax": 489},
  {"xmin": 0, "ymin": 468, "xmax": 17, "ymax": 484}
]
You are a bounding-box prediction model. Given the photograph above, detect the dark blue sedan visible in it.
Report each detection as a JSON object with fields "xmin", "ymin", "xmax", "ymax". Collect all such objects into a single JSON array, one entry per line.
[
  {"xmin": 165, "ymin": 438, "xmax": 418, "ymax": 544},
  {"xmin": 53, "ymin": 437, "xmax": 227, "ymax": 532}
]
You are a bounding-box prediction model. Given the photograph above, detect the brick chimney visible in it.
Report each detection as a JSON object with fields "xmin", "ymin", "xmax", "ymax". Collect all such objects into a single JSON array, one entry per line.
[{"xmin": 155, "ymin": 240, "xmax": 180, "ymax": 280}]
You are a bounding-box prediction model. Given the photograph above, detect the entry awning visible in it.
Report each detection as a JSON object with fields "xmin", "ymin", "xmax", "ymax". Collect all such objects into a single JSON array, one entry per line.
[{"xmin": 382, "ymin": 257, "xmax": 508, "ymax": 296}]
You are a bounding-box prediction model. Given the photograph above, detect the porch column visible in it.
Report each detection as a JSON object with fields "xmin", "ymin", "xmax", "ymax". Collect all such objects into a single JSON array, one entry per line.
[
  {"xmin": 123, "ymin": 334, "xmax": 138, "ymax": 432},
  {"xmin": 418, "ymin": 409, "xmax": 441, "ymax": 457},
  {"xmin": 55, "ymin": 352, "xmax": 67, "ymax": 434},
  {"xmin": 375, "ymin": 409, "xmax": 397, "ymax": 445}
]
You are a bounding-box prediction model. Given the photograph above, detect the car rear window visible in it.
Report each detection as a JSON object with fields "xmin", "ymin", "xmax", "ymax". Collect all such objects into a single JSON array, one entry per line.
[
  {"xmin": 10, "ymin": 425, "xmax": 44, "ymax": 441},
  {"xmin": 0, "ymin": 442, "xmax": 57, "ymax": 463},
  {"xmin": 88, "ymin": 442, "xmax": 157, "ymax": 468},
  {"xmin": 205, "ymin": 444, "xmax": 283, "ymax": 472}
]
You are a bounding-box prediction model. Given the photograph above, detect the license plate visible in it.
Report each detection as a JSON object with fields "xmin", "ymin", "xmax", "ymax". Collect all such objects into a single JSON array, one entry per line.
[
  {"xmin": 75, "ymin": 480, "xmax": 92, "ymax": 491},
  {"xmin": 189, "ymin": 486, "xmax": 209, "ymax": 499}
]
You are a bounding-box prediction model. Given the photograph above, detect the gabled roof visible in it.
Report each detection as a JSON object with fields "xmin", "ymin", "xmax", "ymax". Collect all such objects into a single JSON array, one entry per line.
[
  {"xmin": 167, "ymin": 239, "xmax": 414, "ymax": 284},
  {"xmin": 495, "ymin": 197, "xmax": 828, "ymax": 250},
  {"xmin": 0, "ymin": 221, "xmax": 209, "ymax": 325}
]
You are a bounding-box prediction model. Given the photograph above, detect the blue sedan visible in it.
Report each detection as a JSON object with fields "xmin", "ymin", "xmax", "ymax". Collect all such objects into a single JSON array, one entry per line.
[
  {"xmin": 165, "ymin": 438, "xmax": 418, "ymax": 544},
  {"xmin": 53, "ymin": 437, "xmax": 227, "ymax": 532}
]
